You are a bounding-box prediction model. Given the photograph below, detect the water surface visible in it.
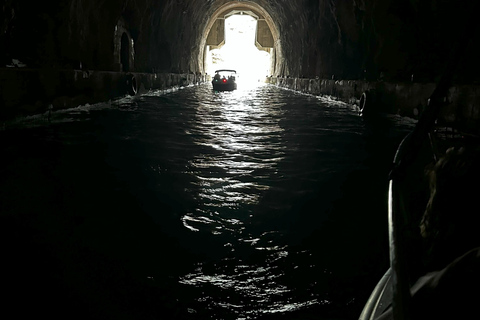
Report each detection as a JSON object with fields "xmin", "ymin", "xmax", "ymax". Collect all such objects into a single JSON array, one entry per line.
[{"xmin": 0, "ymin": 83, "xmax": 416, "ymax": 319}]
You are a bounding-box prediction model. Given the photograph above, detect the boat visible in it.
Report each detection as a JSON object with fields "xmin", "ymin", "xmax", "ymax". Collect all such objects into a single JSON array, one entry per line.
[
  {"xmin": 359, "ymin": 8, "xmax": 480, "ymax": 318},
  {"xmin": 359, "ymin": 108, "xmax": 480, "ymax": 320},
  {"xmin": 212, "ymin": 69, "xmax": 237, "ymax": 91}
]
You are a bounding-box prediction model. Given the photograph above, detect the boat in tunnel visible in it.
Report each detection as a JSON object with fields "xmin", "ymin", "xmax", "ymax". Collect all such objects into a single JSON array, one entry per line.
[
  {"xmin": 359, "ymin": 7, "xmax": 480, "ymax": 316},
  {"xmin": 211, "ymin": 69, "xmax": 237, "ymax": 91},
  {"xmin": 3, "ymin": 1, "xmax": 480, "ymax": 319}
]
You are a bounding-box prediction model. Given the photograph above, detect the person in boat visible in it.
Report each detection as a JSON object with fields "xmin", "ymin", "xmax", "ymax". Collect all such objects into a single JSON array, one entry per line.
[
  {"xmin": 376, "ymin": 146, "xmax": 480, "ymax": 320},
  {"xmin": 214, "ymin": 73, "xmax": 220, "ymax": 81}
]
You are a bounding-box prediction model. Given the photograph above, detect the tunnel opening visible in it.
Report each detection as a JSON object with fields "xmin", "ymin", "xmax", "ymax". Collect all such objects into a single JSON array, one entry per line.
[
  {"xmin": 205, "ymin": 14, "xmax": 270, "ymax": 83},
  {"xmin": 200, "ymin": 2, "xmax": 281, "ymax": 81},
  {"xmin": 120, "ymin": 32, "xmax": 130, "ymax": 72}
]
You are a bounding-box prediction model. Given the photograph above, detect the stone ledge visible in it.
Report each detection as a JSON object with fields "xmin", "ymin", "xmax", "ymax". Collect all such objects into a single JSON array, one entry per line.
[
  {"xmin": 0, "ymin": 68, "xmax": 206, "ymax": 121},
  {"xmin": 266, "ymin": 76, "xmax": 480, "ymax": 134}
]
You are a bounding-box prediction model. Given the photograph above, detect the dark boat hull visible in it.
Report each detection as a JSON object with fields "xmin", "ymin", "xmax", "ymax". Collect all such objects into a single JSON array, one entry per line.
[{"xmin": 212, "ymin": 81, "xmax": 237, "ymax": 91}]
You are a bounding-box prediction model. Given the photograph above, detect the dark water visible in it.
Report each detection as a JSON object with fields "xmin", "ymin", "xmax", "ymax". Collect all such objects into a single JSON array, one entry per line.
[{"xmin": 0, "ymin": 83, "xmax": 416, "ymax": 319}]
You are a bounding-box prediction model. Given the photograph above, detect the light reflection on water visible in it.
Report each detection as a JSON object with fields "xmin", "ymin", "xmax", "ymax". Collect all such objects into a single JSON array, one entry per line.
[
  {"xmin": 140, "ymin": 83, "xmax": 415, "ymax": 319},
  {"xmin": 3, "ymin": 82, "xmax": 417, "ymax": 319},
  {"xmin": 130, "ymin": 85, "xmax": 334, "ymax": 318},
  {"xmin": 182, "ymin": 84, "xmax": 286, "ymax": 237},
  {"xmin": 176, "ymin": 86, "xmax": 306, "ymax": 318}
]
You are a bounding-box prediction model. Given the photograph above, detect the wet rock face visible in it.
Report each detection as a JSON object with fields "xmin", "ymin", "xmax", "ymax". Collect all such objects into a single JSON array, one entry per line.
[{"xmin": 1, "ymin": 0, "xmax": 478, "ymax": 82}]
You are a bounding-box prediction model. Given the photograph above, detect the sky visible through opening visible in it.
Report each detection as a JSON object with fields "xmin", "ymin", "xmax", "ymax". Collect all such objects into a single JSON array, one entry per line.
[{"xmin": 207, "ymin": 14, "xmax": 271, "ymax": 83}]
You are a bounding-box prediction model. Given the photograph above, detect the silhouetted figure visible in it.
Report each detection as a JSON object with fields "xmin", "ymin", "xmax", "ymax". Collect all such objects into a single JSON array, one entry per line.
[{"xmin": 376, "ymin": 146, "xmax": 480, "ymax": 320}]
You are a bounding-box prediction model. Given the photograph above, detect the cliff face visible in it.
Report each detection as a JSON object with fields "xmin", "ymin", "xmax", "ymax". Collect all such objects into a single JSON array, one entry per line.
[{"xmin": 1, "ymin": 0, "xmax": 478, "ymax": 82}]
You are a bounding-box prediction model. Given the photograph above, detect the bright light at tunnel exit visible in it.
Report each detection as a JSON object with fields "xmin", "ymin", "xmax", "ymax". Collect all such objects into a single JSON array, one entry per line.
[{"xmin": 206, "ymin": 14, "xmax": 271, "ymax": 84}]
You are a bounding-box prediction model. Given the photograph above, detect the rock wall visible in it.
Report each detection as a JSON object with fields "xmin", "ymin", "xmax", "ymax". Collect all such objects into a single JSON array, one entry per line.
[
  {"xmin": 2, "ymin": 0, "xmax": 478, "ymax": 78},
  {"xmin": 267, "ymin": 76, "xmax": 480, "ymax": 134},
  {"xmin": 0, "ymin": 68, "xmax": 205, "ymax": 121},
  {"xmin": 1, "ymin": 0, "xmax": 480, "ymax": 120}
]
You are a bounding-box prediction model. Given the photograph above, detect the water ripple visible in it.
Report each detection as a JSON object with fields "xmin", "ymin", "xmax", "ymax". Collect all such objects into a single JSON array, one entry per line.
[
  {"xmin": 165, "ymin": 83, "xmax": 373, "ymax": 318},
  {"xmin": 1, "ymin": 81, "xmax": 418, "ymax": 319}
]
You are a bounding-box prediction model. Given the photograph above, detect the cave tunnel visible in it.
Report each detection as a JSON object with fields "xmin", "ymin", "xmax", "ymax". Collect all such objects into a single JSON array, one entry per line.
[
  {"xmin": 1, "ymin": 0, "xmax": 480, "ymax": 121},
  {"xmin": 1, "ymin": 1, "xmax": 480, "ymax": 78},
  {"xmin": 2, "ymin": 1, "xmax": 480, "ymax": 319},
  {"xmin": 0, "ymin": 0, "xmax": 480, "ymax": 319}
]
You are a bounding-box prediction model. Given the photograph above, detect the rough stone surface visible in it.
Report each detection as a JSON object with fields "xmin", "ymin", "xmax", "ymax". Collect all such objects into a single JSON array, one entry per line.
[
  {"xmin": 2, "ymin": 2, "xmax": 480, "ymax": 319},
  {"xmin": 1, "ymin": 0, "xmax": 480, "ymax": 120},
  {"xmin": 1, "ymin": 0, "xmax": 478, "ymax": 78},
  {"xmin": 0, "ymin": 69, "xmax": 204, "ymax": 120}
]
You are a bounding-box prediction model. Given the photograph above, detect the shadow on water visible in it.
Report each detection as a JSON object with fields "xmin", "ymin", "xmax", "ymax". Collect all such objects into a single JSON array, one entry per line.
[
  {"xmin": 0, "ymin": 83, "xmax": 415, "ymax": 319},
  {"xmin": 0, "ymin": 100, "xmax": 201, "ymax": 319}
]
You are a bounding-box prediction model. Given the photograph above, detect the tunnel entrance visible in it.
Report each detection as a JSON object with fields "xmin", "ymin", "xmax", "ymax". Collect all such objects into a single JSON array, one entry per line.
[
  {"xmin": 114, "ymin": 18, "xmax": 135, "ymax": 72},
  {"xmin": 120, "ymin": 33, "xmax": 130, "ymax": 72},
  {"xmin": 200, "ymin": 2, "xmax": 281, "ymax": 80},
  {"xmin": 205, "ymin": 14, "xmax": 270, "ymax": 82}
]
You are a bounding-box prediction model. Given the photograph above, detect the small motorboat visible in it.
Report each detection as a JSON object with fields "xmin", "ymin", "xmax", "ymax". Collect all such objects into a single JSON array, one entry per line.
[{"xmin": 212, "ymin": 69, "xmax": 237, "ymax": 91}]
